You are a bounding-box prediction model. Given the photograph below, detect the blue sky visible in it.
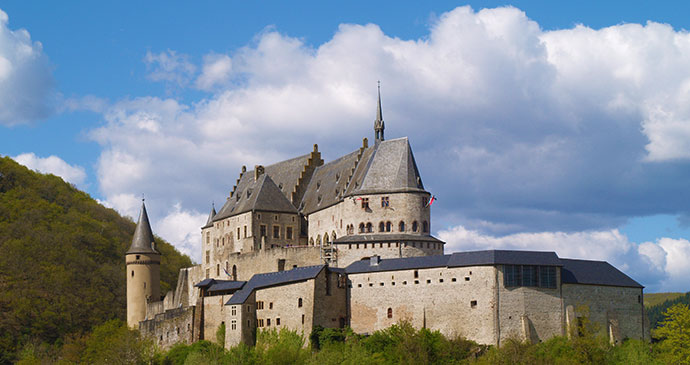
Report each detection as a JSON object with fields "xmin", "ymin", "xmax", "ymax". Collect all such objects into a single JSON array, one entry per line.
[{"xmin": 2, "ymin": 1, "xmax": 690, "ymax": 292}]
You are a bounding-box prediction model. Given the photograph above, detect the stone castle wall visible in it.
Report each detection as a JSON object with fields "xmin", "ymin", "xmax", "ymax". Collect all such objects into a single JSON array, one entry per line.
[
  {"xmin": 562, "ymin": 284, "xmax": 646, "ymax": 342},
  {"xmin": 140, "ymin": 306, "xmax": 195, "ymax": 351},
  {"xmin": 348, "ymin": 265, "xmax": 498, "ymax": 344}
]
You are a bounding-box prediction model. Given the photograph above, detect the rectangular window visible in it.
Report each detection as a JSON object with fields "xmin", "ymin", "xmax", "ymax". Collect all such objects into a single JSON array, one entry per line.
[
  {"xmin": 232, "ymin": 307, "xmax": 237, "ymax": 316},
  {"xmin": 231, "ymin": 320, "xmax": 237, "ymax": 330},
  {"xmin": 540, "ymin": 266, "xmax": 557, "ymax": 289},
  {"xmin": 267, "ymin": 318, "xmax": 271, "ymax": 326},
  {"xmin": 244, "ymin": 225, "xmax": 247, "ymax": 238},
  {"xmin": 286, "ymin": 226, "xmax": 293, "ymax": 240},
  {"xmin": 257, "ymin": 301, "xmax": 264, "ymax": 310},
  {"xmin": 273, "ymin": 226, "xmax": 280, "ymax": 239},
  {"xmin": 381, "ymin": 196, "xmax": 390, "ymax": 207},
  {"xmin": 269, "ymin": 302, "xmax": 273, "ymax": 309},
  {"xmin": 237, "ymin": 227, "xmax": 240, "ymax": 240},
  {"xmin": 504, "ymin": 265, "xmax": 521, "ymax": 287},
  {"xmin": 260, "ymin": 225, "xmax": 267, "ymax": 237},
  {"xmin": 205, "ymin": 250, "xmax": 210, "ymax": 264},
  {"xmin": 302, "ymin": 314, "xmax": 305, "ymax": 324},
  {"xmin": 276, "ymin": 318, "xmax": 281, "ymax": 326},
  {"xmin": 522, "ymin": 265, "xmax": 538, "ymax": 287},
  {"xmin": 361, "ymin": 197, "xmax": 369, "ymax": 209},
  {"xmin": 258, "ymin": 319, "xmax": 264, "ymax": 327}
]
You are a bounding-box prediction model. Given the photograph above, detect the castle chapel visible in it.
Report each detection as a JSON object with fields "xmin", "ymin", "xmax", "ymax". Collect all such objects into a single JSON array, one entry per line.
[{"xmin": 126, "ymin": 89, "xmax": 649, "ymax": 350}]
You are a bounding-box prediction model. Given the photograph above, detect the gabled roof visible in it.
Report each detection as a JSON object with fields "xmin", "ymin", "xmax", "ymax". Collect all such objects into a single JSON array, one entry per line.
[
  {"xmin": 127, "ymin": 201, "xmax": 159, "ymax": 254},
  {"xmin": 215, "ymin": 174, "xmax": 297, "ymax": 220},
  {"xmin": 561, "ymin": 258, "xmax": 643, "ymax": 288},
  {"xmin": 301, "ymin": 149, "xmax": 362, "ymax": 214},
  {"xmin": 226, "ymin": 265, "xmax": 325, "ymax": 305},
  {"xmin": 356, "ymin": 137, "xmax": 425, "ymax": 194}
]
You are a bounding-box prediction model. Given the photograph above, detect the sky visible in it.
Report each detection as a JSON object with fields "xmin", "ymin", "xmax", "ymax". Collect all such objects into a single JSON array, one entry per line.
[{"xmin": 2, "ymin": 1, "xmax": 690, "ymax": 292}]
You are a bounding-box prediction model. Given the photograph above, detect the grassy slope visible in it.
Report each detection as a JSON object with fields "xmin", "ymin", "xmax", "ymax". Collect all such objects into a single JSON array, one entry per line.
[{"xmin": 644, "ymin": 292, "xmax": 685, "ymax": 308}]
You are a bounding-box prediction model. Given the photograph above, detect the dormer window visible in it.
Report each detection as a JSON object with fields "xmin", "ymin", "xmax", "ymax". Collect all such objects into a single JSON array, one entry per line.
[
  {"xmin": 278, "ymin": 183, "xmax": 283, "ymax": 190},
  {"xmin": 316, "ymin": 181, "xmax": 321, "ymax": 190}
]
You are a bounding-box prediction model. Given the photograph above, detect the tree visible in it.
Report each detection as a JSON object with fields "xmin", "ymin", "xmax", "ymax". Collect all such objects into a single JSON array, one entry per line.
[{"xmin": 653, "ymin": 303, "xmax": 690, "ymax": 364}]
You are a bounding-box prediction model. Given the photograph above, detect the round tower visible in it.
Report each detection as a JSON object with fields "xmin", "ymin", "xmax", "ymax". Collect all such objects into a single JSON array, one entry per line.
[{"xmin": 126, "ymin": 200, "xmax": 161, "ymax": 328}]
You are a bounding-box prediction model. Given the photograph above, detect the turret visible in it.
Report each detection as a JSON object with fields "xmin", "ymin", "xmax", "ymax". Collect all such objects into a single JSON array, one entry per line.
[{"xmin": 126, "ymin": 200, "xmax": 161, "ymax": 328}]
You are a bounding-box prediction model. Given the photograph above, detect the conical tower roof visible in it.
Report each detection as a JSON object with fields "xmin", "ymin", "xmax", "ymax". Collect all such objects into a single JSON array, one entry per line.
[
  {"xmin": 127, "ymin": 200, "xmax": 159, "ymax": 254},
  {"xmin": 202, "ymin": 203, "xmax": 217, "ymax": 229}
]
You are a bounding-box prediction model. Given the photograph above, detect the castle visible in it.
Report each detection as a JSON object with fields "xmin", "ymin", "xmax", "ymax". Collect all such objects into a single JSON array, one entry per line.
[{"xmin": 125, "ymin": 88, "xmax": 649, "ymax": 349}]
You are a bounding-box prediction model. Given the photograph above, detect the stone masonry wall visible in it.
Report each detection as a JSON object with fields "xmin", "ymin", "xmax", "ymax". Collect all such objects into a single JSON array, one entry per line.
[
  {"xmin": 497, "ymin": 266, "xmax": 563, "ymax": 344},
  {"xmin": 140, "ymin": 306, "xmax": 195, "ymax": 351},
  {"xmin": 348, "ymin": 265, "xmax": 498, "ymax": 344},
  {"xmin": 562, "ymin": 284, "xmax": 646, "ymax": 343},
  {"xmin": 202, "ymin": 294, "xmax": 234, "ymax": 345},
  {"xmin": 307, "ymin": 191, "xmax": 432, "ymax": 246},
  {"xmin": 336, "ymin": 241, "xmax": 442, "ymax": 268}
]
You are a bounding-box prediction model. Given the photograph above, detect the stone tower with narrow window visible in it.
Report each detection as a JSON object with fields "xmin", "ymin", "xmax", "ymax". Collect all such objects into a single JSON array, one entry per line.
[{"xmin": 126, "ymin": 200, "xmax": 161, "ymax": 328}]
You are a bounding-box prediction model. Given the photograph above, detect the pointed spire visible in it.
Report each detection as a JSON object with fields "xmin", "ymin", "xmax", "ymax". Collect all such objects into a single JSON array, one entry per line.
[
  {"xmin": 127, "ymin": 199, "xmax": 158, "ymax": 254},
  {"xmin": 206, "ymin": 203, "xmax": 217, "ymax": 226},
  {"xmin": 374, "ymin": 81, "xmax": 385, "ymax": 142}
]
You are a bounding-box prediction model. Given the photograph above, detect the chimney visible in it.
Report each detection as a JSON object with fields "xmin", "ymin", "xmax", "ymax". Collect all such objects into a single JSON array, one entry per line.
[
  {"xmin": 254, "ymin": 165, "xmax": 264, "ymax": 181},
  {"xmin": 363, "ymin": 138, "xmax": 368, "ymax": 149},
  {"xmin": 370, "ymin": 255, "xmax": 380, "ymax": 266}
]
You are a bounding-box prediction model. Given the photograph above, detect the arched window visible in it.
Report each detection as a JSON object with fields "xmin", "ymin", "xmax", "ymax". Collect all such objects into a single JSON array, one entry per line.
[
  {"xmin": 316, "ymin": 235, "xmax": 322, "ymax": 246},
  {"xmin": 324, "ymin": 234, "xmax": 329, "ymax": 244},
  {"xmin": 366, "ymin": 223, "xmax": 373, "ymax": 233},
  {"xmin": 131, "ymin": 270, "xmax": 134, "ymax": 277},
  {"xmin": 359, "ymin": 223, "xmax": 365, "ymax": 233},
  {"xmin": 399, "ymin": 221, "xmax": 405, "ymax": 232},
  {"xmin": 232, "ymin": 265, "xmax": 237, "ymax": 280},
  {"xmin": 217, "ymin": 264, "xmax": 220, "ymax": 277},
  {"xmin": 332, "ymin": 231, "xmax": 337, "ymax": 241},
  {"xmin": 387, "ymin": 308, "xmax": 393, "ymax": 319},
  {"xmin": 386, "ymin": 221, "xmax": 392, "ymax": 232},
  {"xmin": 309, "ymin": 237, "xmax": 314, "ymax": 246},
  {"xmin": 222, "ymin": 237, "xmax": 225, "ymax": 246},
  {"xmin": 412, "ymin": 221, "xmax": 418, "ymax": 232},
  {"xmin": 423, "ymin": 221, "xmax": 428, "ymax": 233},
  {"xmin": 298, "ymin": 298, "xmax": 303, "ymax": 308},
  {"xmin": 379, "ymin": 222, "xmax": 385, "ymax": 232}
]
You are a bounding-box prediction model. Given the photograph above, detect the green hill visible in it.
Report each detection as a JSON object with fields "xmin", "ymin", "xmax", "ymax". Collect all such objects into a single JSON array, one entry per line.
[
  {"xmin": 0, "ymin": 156, "xmax": 193, "ymax": 363},
  {"xmin": 644, "ymin": 292, "xmax": 685, "ymax": 308},
  {"xmin": 645, "ymin": 291, "xmax": 690, "ymax": 331}
]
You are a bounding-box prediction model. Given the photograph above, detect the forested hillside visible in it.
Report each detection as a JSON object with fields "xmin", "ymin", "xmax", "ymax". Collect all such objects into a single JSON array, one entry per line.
[
  {"xmin": 647, "ymin": 292, "xmax": 690, "ymax": 330},
  {"xmin": 0, "ymin": 157, "xmax": 193, "ymax": 363}
]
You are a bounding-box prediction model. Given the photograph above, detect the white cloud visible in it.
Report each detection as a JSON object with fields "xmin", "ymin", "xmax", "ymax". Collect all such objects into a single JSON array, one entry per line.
[
  {"xmin": 144, "ymin": 49, "xmax": 196, "ymax": 88},
  {"xmin": 156, "ymin": 203, "xmax": 206, "ymax": 262},
  {"xmin": 89, "ymin": 6, "xmax": 690, "ymax": 284},
  {"xmin": 0, "ymin": 8, "xmax": 53, "ymax": 125},
  {"xmin": 438, "ymin": 224, "xmax": 686, "ymax": 292},
  {"xmin": 195, "ymin": 53, "xmax": 232, "ymax": 91},
  {"xmin": 13, "ymin": 153, "xmax": 86, "ymax": 186}
]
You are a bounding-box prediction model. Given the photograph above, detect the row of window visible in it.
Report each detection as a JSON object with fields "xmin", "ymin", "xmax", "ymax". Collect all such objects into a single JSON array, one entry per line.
[
  {"xmin": 259, "ymin": 225, "xmax": 294, "ymax": 240},
  {"xmin": 360, "ymin": 196, "xmax": 429, "ymax": 209},
  {"xmin": 346, "ymin": 220, "xmax": 429, "ymax": 235},
  {"xmin": 257, "ymin": 317, "xmax": 281, "ymax": 327},
  {"xmin": 346, "ymin": 242, "xmax": 441, "ymax": 250},
  {"xmin": 504, "ymin": 265, "xmax": 558, "ymax": 289},
  {"xmin": 309, "ymin": 232, "xmax": 337, "ymax": 245},
  {"xmin": 354, "ymin": 276, "xmax": 468, "ymax": 288}
]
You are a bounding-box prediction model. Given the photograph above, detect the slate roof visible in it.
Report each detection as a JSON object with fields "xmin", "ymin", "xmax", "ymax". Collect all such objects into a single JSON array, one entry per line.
[
  {"xmin": 194, "ymin": 278, "xmax": 216, "ymax": 288},
  {"xmin": 208, "ymin": 280, "xmax": 247, "ymax": 294},
  {"xmin": 447, "ymin": 250, "xmax": 561, "ymax": 267},
  {"xmin": 127, "ymin": 201, "xmax": 159, "ymax": 254},
  {"xmin": 215, "ymin": 174, "xmax": 297, "ymax": 220},
  {"xmin": 202, "ymin": 204, "xmax": 217, "ymax": 229},
  {"xmin": 226, "ymin": 265, "xmax": 325, "ymax": 305},
  {"xmin": 356, "ymin": 137, "xmax": 425, "ymax": 194},
  {"xmin": 333, "ymin": 233, "xmax": 444, "ymax": 244},
  {"xmin": 301, "ymin": 149, "xmax": 362, "ymax": 214},
  {"xmin": 561, "ymin": 258, "xmax": 643, "ymax": 288},
  {"xmin": 347, "ymin": 250, "xmax": 561, "ymax": 274}
]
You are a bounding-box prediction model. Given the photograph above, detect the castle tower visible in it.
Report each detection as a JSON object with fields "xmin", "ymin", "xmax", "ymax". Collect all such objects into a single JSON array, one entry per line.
[
  {"xmin": 126, "ymin": 200, "xmax": 161, "ymax": 328},
  {"xmin": 374, "ymin": 81, "xmax": 385, "ymax": 142}
]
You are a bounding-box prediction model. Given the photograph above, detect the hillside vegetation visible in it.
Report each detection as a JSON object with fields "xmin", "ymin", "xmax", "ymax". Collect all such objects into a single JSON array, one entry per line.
[
  {"xmin": 0, "ymin": 157, "xmax": 192, "ymax": 363},
  {"xmin": 644, "ymin": 292, "xmax": 685, "ymax": 308},
  {"xmin": 646, "ymin": 292, "xmax": 690, "ymax": 330}
]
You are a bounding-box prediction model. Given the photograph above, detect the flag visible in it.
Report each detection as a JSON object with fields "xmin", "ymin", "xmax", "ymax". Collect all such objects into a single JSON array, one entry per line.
[
  {"xmin": 223, "ymin": 267, "xmax": 232, "ymax": 278},
  {"xmin": 425, "ymin": 195, "xmax": 436, "ymax": 208}
]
